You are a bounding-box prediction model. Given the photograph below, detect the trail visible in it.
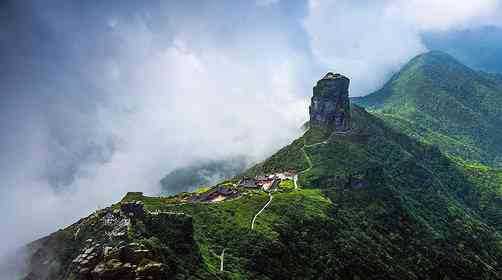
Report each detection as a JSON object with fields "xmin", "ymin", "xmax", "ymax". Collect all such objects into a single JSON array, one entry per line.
[
  {"xmin": 251, "ymin": 132, "xmax": 346, "ymax": 226},
  {"xmin": 251, "ymin": 191, "xmax": 273, "ymax": 230},
  {"xmin": 301, "ymin": 140, "xmax": 328, "ymax": 172},
  {"xmin": 295, "ymin": 138, "xmax": 328, "ymax": 189},
  {"xmin": 210, "ymin": 248, "xmax": 226, "ymax": 272},
  {"xmin": 219, "ymin": 248, "xmax": 225, "ymax": 271},
  {"xmin": 294, "ymin": 129, "xmax": 353, "ymax": 186},
  {"xmin": 197, "ymin": 135, "xmax": 332, "ymax": 271}
]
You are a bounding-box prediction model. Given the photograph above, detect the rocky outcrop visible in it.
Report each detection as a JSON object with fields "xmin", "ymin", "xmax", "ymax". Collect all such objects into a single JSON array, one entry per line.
[
  {"xmin": 22, "ymin": 201, "xmax": 200, "ymax": 280},
  {"xmin": 309, "ymin": 72, "xmax": 351, "ymax": 131},
  {"xmin": 120, "ymin": 201, "xmax": 145, "ymax": 220},
  {"xmin": 82, "ymin": 243, "xmax": 166, "ymax": 280},
  {"xmin": 71, "ymin": 240, "xmax": 103, "ymax": 278}
]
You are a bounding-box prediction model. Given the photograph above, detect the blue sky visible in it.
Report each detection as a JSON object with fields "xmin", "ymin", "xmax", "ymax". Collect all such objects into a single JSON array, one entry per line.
[{"xmin": 1, "ymin": 0, "xmax": 502, "ymax": 265}]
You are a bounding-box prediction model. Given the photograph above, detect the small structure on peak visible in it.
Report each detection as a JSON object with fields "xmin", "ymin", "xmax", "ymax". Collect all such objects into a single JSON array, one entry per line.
[{"xmin": 309, "ymin": 72, "xmax": 351, "ymax": 131}]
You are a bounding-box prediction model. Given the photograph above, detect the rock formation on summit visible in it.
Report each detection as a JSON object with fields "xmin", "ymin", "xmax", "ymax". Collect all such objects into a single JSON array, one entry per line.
[{"xmin": 309, "ymin": 72, "xmax": 351, "ymax": 131}]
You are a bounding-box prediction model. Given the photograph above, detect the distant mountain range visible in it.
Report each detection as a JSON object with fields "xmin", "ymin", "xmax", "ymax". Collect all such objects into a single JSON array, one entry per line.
[{"xmin": 159, "ymin": 156, "xmax": 248, "ymax": 195}]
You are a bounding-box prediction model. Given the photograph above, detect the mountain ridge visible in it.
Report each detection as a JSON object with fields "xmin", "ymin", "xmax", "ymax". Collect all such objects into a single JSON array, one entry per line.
[
  {"xmin": 15, "ymin": 56, "xmax": 502, "ymax": 280},
  {"xmin": 354, "ymin": 50, "xmax": 502, "ymax": 168}
]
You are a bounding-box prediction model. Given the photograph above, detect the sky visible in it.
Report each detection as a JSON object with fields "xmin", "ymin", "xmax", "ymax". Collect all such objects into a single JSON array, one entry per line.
[{"xmin": 1, "ymin": 0, "xmax": 502, "ymax": 273}]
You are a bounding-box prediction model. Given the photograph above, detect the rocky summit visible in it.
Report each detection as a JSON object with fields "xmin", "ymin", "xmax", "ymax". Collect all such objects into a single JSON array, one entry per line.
[{"xmin": 309, "ymin": 72, "xmax": 351, "ymax": 131}]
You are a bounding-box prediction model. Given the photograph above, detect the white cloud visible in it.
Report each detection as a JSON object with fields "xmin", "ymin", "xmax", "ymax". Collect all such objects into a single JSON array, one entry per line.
[
  {"xmin": 386, "ymin": 0, "xmax": 502, "ymax": 31},
  {"xmin": 304, "ymin": 0, "xmax": 502, "ymax": 96},
  {"xmin": 0, "ymin": 4, "xmax": 310, "ymax": 263}
]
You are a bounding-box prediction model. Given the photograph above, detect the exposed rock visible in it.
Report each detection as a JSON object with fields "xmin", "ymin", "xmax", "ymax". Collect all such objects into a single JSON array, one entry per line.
[
  {"xmin": 136, "ymin": 262, "xmax": 165, "ymax": 280},
  {"xmin": 120, "ymin": 201, "xmax": 145, "ymax": 220},
  {"xmin": 55, "ymin": 210, "xmax": 198, "ymax": 280},
  {"xmin": 309, "ymin": 72, "xmax": 351, "ymax": 131},
  {"xmin": 90, "ymin": 260, "xmax": 134, "ymax": 280},
  {"xmin": 71, "ymin": 242, "xmax": 103, "ymax": 279},
  {"xmin": 119, "ymin": 244, "xmax": 152, "ymax": 265},
  {"xmin": 102, "ymin": 212, "xmax": 116, "ymax": 226}
]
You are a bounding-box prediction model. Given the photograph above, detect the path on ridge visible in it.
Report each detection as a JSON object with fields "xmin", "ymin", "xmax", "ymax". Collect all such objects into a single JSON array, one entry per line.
[
  {"xmin": 294, "ymin": 138, "xmax": 328, "ymax": 189},
  {"xmin": 252, "ymin": 133, "xmax": 336, "ymax": 228},
  {"xmin": 251, "ymin": 191, "xmax": 273, "ymax": 230},
  {"xmin": 295, "ymin": 129, "xmax": 353, "ymax": 188}
]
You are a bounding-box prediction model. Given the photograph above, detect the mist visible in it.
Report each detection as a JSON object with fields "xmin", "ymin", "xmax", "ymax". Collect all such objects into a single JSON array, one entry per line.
[
  {"xmin": 1, "ymin": 0, "xmax": 502, "ymax": 277},
  {"xmin": 0, "ymin": 0, "xmax": 313, "ymax": 266},
  {"xmin": 303, "ymin": 0, "xmax": 502, "ymax": 96}
]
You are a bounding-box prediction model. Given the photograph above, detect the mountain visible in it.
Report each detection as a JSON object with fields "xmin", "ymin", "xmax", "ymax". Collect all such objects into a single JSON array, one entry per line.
[
  {"xmin": 423, "ymin": 26, "xmax": 502, "ymax": 73},
  {"xmin": 160, "ymin": 157, "xmax": 248, "ymax": 195},
  {"xmin": 354, "ymin": 51, "xmax": 502, "ymax": 168},
  {"xmin": 18, "ymin": 71, "xmax": 502, "ymax": 279}
]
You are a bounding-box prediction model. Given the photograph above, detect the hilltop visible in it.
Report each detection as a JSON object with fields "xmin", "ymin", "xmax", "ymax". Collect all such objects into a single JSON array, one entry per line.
[
  {"xmin": 354, "ymin": 51, "xmax": 502, "ymax": 168},
  {"xmin": 19, "ymin": 68, "xmax": 502, "ymax": 279}
]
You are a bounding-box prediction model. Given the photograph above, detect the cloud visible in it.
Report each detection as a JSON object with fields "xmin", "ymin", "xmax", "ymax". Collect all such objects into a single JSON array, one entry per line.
[
  {"xmin": 256, "ymin": 0, "xmax": 281, "ymax": 7},
  {"xmin": 5, "ymin": 1, "xmax": 502, "ymax": 274},
  {"xmin": 386, "ymin": 0, "xmax": 502, "ymax": 31},
  {"xmin": 303, "ymin": 0, "xmax": 502, "ymax": 96},
  {"xmin": 0, "ymin": 0, "xmax": 311, "ymax": 267}
]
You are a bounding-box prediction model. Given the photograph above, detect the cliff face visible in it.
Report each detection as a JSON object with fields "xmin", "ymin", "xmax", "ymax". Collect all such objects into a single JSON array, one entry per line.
[{"xmin": 309, "ymin": 72, "xmax": 351, "ymax": 131}]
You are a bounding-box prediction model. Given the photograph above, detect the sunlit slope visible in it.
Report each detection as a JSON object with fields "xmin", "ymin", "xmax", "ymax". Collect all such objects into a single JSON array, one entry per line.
[
  {"xmin": 23, "ymin": 105, "xmax": 502, "ymax": 279},
  {"xmin": 238, "ymin": 105, "xmax": 502, "ymax": 278},
  {"xmin": 354, "ymin": 51, "xmax": 502, "ymax": 168},
  {"xmin": 21, "ymin": 77, "xmax": 502, "ymax": 279}
]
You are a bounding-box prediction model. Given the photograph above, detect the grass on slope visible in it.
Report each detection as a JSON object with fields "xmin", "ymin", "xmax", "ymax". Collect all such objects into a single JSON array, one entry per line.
[
  {"xmin": 124, "ymin": 185, "xmax": 333, "ymax": 279},
  {"xmin": 354, "ymin": 51, "xmax": 502, "ymax": 168}
]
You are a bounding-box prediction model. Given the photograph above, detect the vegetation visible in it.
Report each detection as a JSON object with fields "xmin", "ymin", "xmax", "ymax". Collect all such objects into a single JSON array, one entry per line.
[
  {"xmin": 21, "ymin": 51, "xmax": 502, "ymax": 279},
  {"xmin": 354, "ymin": 51, "xmax": 502, "ymax": 168},
  {"xmin": 84, "ymin": 104, "xmax": 502, "ymax": 279},
  {"xmin": 244, "ymin": 137, "xmax": 309, "ymax": 177}
]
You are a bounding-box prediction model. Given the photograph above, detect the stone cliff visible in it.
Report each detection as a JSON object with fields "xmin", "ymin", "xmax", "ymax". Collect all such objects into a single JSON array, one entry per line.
[{"xmin": 309, "ymin": 72, "xmax": 351, "ymax": 131}]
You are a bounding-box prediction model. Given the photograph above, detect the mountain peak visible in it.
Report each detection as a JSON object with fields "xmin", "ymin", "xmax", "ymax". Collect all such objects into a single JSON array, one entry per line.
[
  {"xmin": 309, "ymin": 73, "xmax": 351, "ymax": 131},
  {"xmin": 321, "ymin": 72, "xmax": 347, "ymax": 80},
  {"xmin": 403, "ymin": 50, "xmax": 470, "ymax": 75},
  {"xmin": 418, "ymin": 50, "xmax": 454, "ymax": 59},
  {"xmin": 355, "ymin": 50, "xmax": 502, "ymax": 168}
]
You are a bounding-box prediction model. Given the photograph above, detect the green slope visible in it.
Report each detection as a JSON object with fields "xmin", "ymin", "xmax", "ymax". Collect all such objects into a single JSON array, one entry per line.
[
  {"xmin": 145, "ymin": 105, "xmax": 502, "ymax": 279},
  {"xmin": 19, "ymin": 55, "xmax": 502, "ymax": 279},
  {"xmin": 22, "ymin": 105, "xmax": 502, "ymax": 280},
  {"xmin": 237, "ymin": 105, "xmax": 502, "ymax": 279},
  {"xmin": 354, "ymin": 51, "xmax": 502, "ymax": 168}
]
